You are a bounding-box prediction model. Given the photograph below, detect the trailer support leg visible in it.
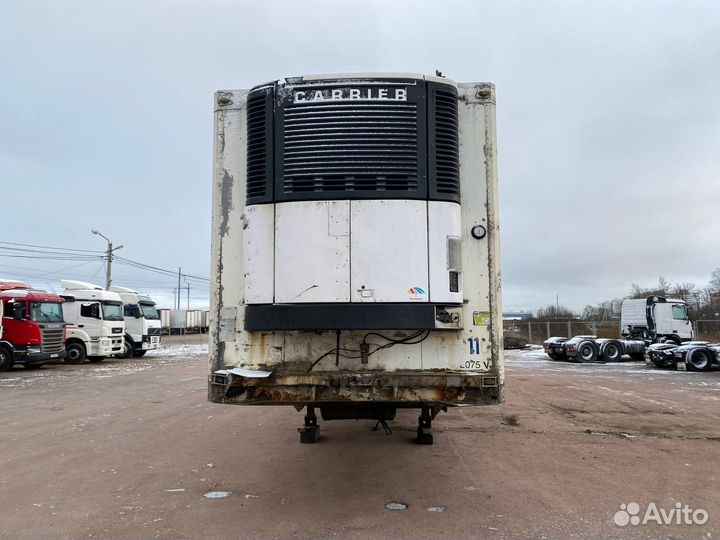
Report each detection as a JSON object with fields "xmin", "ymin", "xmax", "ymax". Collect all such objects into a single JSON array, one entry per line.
[
  {"xmin": 298, "ymin": 406, "xmax": 320, "ymax": 444},
  {"xmin": 416, "ymin": 406, "xmax": 434, "ymax": 445}
]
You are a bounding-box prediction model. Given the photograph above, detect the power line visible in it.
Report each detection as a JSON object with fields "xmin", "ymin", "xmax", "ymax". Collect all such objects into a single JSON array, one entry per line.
[
  {"xmin": 0, "ymin": 241, "xmax": 104, "ymax": 254},
  {"xmin": 114, "ymin": 256, "xmax": 209, "ymax": 282},
  {"xmin": 0, "ymin": 241, "xmax": 210, "ymax": 282}
]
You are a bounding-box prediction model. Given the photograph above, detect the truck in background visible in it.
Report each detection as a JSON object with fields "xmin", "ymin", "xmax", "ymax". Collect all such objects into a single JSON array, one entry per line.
[
  {"xmin": 621, "ymin": 296, "xmax": 693, "ymax": 344},
  {"xmin": 60, "ymin": 280, "xmax": 125, "ymax": 364},
  {"xmin": 109, "ymin": 286, "xmax": 162, "ymax": 358},
  {"xmin": 544, "ymin": 335, "xmax": 646, "ymax": 363},
  {"xmin": 646, "ymin": 341, "xmax": 719, "ymax": 371},
  {"xmin": 543, "ymin": 297, "xmax": 694, "ymax": 363},
  {"xmin": 0, "ymin": 280, "xmax": 66, "ymax": 370},
  {"xmin": 209, "ymin": 73, "xmax": 503, "ymax": 444}
]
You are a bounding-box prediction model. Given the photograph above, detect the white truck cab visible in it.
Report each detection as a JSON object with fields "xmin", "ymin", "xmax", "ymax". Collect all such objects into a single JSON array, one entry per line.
[
  {"xmin": 60, "ymin": 280, "xmax": 125, "ymax": 364},
  {"xmin": 109, "ymin": 286, "xmax": 162, "ymax": 358},
  {"xmin": 621, "ymin": 297, "xmax": 693, "ymax": 344}
]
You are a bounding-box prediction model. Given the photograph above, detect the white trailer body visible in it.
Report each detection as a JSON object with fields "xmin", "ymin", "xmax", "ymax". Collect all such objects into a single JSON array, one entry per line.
[
  {"xmin": 621, "ymin": 297, "xmax": 693, "ymax": 342},
  {"xmin": 159, "ymin": 309, "xmax": 171, "ymax": 331},
  {"xmin": 169, "ymin": 309, "xmax": 188, "ymax": 330},
  {"xmin": 109, "ymin": 286, "xmax": 162, "ymax": 357},
  {"xmin": 209, "ymin": 73, "xmax": 503, "ymax": 443},
  {"xmin": 60, "ymin": 280, "xmax": 125, "ymax": 363}
]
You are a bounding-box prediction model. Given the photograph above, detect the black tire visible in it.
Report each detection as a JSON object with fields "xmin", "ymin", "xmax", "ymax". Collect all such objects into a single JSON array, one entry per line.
[
  {"xmin": 630, "ymin": 353, "xmax": 646, "ymax": 362},
  {"xmin": 652, "ymin": 358, "xmax": 669, "ymax": 368},
  {"xmin": 602, "ymin": 341, "xmax": 622, "ymax": 362},
  {"xmin": 0, "ymin": 346, "xmax": 14, "ymax": 371},
  {"xmin": 64, "ymin": 342, "xmax": 86, "ymax": 364},
  {"xmin": 548, "ymin": 351, "xmax": 560, "ymax": 360},
  {"xmin": 686, "ymin": 349, "xmax": 713, "ymax": 372},
  {"xmin": 24, "ymin": 363, "xmax": 44, "ymax": 370},
  {"xmin": 132, "ymin": 350, "xmax": 147, "ymax": 358},
  {"xmin": 576, "ymin": 341, "xmax": 598, "ymax": 363},
  {"xmin": 117, "ymin": 338, "xmax": 133, "ymax": 359},
  {"xmin": 87, "ymin": 356, "xmax": 104, "ymax": 363}
]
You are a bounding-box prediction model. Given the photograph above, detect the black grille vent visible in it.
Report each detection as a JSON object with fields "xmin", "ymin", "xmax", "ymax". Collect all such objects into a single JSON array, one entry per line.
[
  {"xmin": 244, "ymin": 78, "xmax": 461, "ymax": 204},
  {"xmin": 429, "ymin": 84, "xmax": 460, "ymax": 202},
  {"xmin": 246, "ymin": 87, "xmax": 273, "ymax": 204},
  {"xmin": 276, "ymin": 85, "xmax": 427, "ymax": 201}
]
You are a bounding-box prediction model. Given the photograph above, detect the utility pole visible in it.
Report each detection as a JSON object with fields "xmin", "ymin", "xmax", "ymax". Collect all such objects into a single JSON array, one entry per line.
[
  {"xmin": 177, "ymin": 267, "xmax": 182, "ymax": 309},
  {"xmin": 91, "ymin": 229, "xmax": 123, "ymax": 290},
  {"xmin": 186, "ymin": 283, "xmax": 190, "ymax": 309}
]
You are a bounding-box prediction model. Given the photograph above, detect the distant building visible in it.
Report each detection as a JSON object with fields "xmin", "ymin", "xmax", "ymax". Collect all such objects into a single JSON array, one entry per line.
[{"xmin": 503, "ymin": 312, "xmax": 533, "ymax": 321}]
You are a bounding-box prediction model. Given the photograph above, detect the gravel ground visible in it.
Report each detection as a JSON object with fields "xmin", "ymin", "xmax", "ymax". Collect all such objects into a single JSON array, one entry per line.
[{"xmin": 1, "ymin": 339, "xmax": 719, "ymax": 539}]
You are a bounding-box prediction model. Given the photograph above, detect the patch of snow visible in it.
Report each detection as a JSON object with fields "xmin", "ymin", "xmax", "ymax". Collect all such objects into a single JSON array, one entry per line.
[
  {"xmin": 145, "ymin": 343, "xmax": 208, "ymax": 358},
  {"xmin": 504, "ymin": 347, "xmax": 549, "ymax": 362},
  {"xmin": 203, "ymin": 491, "xmax": 231, "ymax": 499}
]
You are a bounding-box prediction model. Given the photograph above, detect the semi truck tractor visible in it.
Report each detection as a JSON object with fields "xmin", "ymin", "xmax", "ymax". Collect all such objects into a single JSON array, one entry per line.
[
  {"xmin": 543, "ymin": 335, "xmax": 646, "ymax": 363},
  {"xmin": 208, "ymin": 73, "xmax": 503, "ymax": 444},
  {"xmin": 543, "ymin": 297, "xmax": 693, "ymax": 363},
  {"xmin": 0, "ymin": 280, "xmax": 66, "ymax": 370},
  {"xmin": 646, "ymin": 341, "xmax": 718, "ymax": 371},
  {"xmin": 109, "ymin": 286, "xmax": 162, "ymax": 358},
  {"xmin": 620, "ymin": 296, "xmax": 693, "ymax": 343},
  {"xmin": 60, "ymin": 280, "xmax": 125, "ymax": 364}
]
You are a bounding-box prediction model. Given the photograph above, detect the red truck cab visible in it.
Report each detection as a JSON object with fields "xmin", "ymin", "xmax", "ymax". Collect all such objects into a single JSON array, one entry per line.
[{"xmin": 0, "ymin": 281, "xmax": 66, "ymax": 370}]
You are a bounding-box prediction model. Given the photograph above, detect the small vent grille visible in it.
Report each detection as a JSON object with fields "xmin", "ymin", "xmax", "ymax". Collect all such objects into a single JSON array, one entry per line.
[
  {"xmin": 246, "ymin": 88, "xmax": 273, "ymax": 204},
  {"xmin": 429, "ymin": 84, "xmax": 460, "ymax": 202},
  {"xmin": 280, "ymin": 99, "xmax": 422, "ymax": 198}
]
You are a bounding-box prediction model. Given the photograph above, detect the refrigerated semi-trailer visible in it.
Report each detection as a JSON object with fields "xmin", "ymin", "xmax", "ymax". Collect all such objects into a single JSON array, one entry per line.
[{"xmin": 208, "ymin": 73, "xmax": 503, "ymax": 444}]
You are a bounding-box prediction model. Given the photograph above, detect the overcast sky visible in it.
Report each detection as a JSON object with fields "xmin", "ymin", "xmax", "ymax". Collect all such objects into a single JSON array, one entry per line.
[{"xmin": 1, "ymin": 0, "xmax": 718, "ymax": 312}]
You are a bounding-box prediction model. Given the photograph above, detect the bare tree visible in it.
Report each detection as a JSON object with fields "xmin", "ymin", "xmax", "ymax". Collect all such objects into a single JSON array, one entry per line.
[
  {"xmin": 535, "ymin": 304, "xmax": 575, "ymax": 320},
  {"xmin": 657, "ymin": 276, "xmax": 670, "ymax": 295},
  {"xmin": 710, "ymin": 268, "xmax": 720, "ymax": 292},
  {"xmin": 629, "ymin": 276, "xmax": 671, "ymax": 299},
  {"xmin": 672, "ymin": 282, "xmax": 698, "ymax": 305}
]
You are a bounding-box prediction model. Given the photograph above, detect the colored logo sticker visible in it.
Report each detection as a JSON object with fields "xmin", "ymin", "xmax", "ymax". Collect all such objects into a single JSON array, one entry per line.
[{"xmin": 407, "ymin": 287, "xmax": 426, "ymax": 301}]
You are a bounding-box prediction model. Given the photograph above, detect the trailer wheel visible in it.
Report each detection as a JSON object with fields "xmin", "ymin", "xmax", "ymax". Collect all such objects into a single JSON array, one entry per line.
[
  {"xmin": 547, "ymin": 351, "xmax": 560, "ymax": 360},
  {"xmin": 686, "ymin": 349, "xmax": 713, "ymax": 372},
  {"xmin": 629, "ymin": 353, "xmax": 645, "ymax": 362},
  {"xmin": 602, "ymin": 342, "xmax": 622, "ymax": 362},
  {"xmin": 117, "ymin": 338, "xmax": 133, "ymax": 359},
  {"xmin": 0, "ymin": 346, "xmax": 15, "ymax": 371},
  {"xmin": 651, "ymin": 358, "xmax": 669, "ymax": 368},
  {"xmin": 64, "ymin": 342, "xmax": 87, "ymax": 364},
  {"xmin": 576, "ymin": 341, "xmax": 598, "ymax": 363},
  {"xmin": 132, "ymin": 350, "xmax": 147, "ymax": 358}
]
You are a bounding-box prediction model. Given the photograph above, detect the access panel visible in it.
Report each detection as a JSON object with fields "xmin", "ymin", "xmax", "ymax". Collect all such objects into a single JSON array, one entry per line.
[{"xmin": 350, "ymin": 200, "xmax": 428, "ymax": 303}]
